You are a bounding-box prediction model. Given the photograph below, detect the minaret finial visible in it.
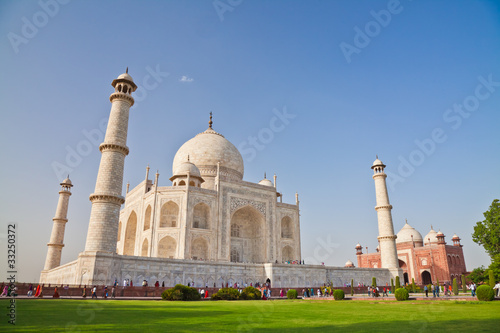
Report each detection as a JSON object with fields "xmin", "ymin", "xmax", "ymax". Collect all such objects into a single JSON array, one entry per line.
[
  {"xmin": 209, "ymin": 112, "xmax": 213, "ymax": 129},
  {"xmin": 376, "ymin": 154, "xmax": 378, "ymax": 159},
  {"xmin": 264, "ymin": 172, "xmax": 266, "ymax": 179},
  {"xmin": 405, "ymin": 218, "xmax": 407, "ymax": 224},
  {"xmin": 126, "ymin": 67, "xmax": 128, "ymax": 74}
]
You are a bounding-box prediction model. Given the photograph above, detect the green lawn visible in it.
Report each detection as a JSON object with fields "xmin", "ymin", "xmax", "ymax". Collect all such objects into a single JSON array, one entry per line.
[{"xmin": 2, "ymin": 299, "xmax": 499, "ymax": 332}]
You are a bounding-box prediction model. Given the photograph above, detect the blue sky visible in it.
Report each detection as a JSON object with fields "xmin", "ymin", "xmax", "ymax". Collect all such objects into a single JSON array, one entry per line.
[{"xmin": 1, "ymin": 0, "xmax": 499, "ymax": 282}]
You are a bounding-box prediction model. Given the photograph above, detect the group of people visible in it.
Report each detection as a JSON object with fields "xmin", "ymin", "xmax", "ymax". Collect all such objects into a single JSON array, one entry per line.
[{"xmin": 0, "ymin": 284, "xmax": 17, "ymax": 297}]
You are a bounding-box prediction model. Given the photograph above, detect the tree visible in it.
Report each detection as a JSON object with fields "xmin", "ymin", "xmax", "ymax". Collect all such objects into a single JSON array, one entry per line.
[
  {"xmin": 489, "ymin": 270, "xmax": 495, "ymax": 288},
  {"xmin": 472, "ymin": 199, "xmax": 500, "ymax": 259},
  {"xmin": 372, "ymin": 277, "xmax": 377, "ymax": 288},
  {"xmin": 391, "ymin": 278, "xmax": 394, "ymax": 294},
  {"xmin": 350, "ymin": 279, "xmax": 354, "ymax": 296},
  {"xmin": 395, "ymin": 276, "xmax": 401, "ymax": 289},
  {"xmin": 411, "ymin": 278, "xmax": 416, "ymax": 293},
  {"xmin": 461, "ymin": 274, "xmax": 467, "ymax": 292},
  {"xmin": 453, "ymin": 278, "xmax": 458, "ymax": 296},
  {"xmin": 468, "ymin": 266, "xmax": 488, "ymax": 284}
]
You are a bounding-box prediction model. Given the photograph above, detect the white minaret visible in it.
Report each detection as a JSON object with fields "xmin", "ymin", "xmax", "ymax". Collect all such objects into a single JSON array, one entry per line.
[
  {"xmin": 371, "ymin": 157, "xmax": 400, "ymax": 275},
  {"xmin": 84, "ymin": 69, "xmax": 137, "ymax": 253},
  {"xmin": 44, "ymin": 177, "xmax": 73, "ymax": 270}
]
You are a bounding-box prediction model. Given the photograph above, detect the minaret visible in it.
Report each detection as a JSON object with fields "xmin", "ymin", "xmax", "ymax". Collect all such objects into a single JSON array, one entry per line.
[
  {"xmin": 371, "ymin": 157, "xmax": 401, "ymax": 275},
  {"xmin": 84, "ymin": 70, "xmax": 137, "ymax": 253},
  {"xmin": 44, "ymin": 177, "xmax": 73, "ymax": 270}
]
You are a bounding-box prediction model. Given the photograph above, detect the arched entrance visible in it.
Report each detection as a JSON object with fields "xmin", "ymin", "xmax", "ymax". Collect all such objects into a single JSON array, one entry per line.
[
  {"xmin": 421, "ymin": 271, "xmax": 432, "ymax": 285},
  {"xmin": 403, "ymin": 272, "xmax": 409, "ymax": 285},
  {"xmin": 230, "ymin": 205, "xmax": 266, "ymax": 263},
  {"xmin": 123, "ymin": 211, "xmax": 137, "ymax": 256}
]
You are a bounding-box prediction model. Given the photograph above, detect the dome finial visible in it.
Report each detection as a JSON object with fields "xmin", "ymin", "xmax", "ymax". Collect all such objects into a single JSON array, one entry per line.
[
  {"xmin": 126, "ymin": 67, "xmax": 128, "ymax": 74},
  {"xmin": 264, "ymin": 172, "xmax": 266, "ymax": 179},
  {"xmin": 187, "ymin": 154, "xmax": 190, "ymax": 162},
  {"xmin": 376, "ymin": 154, "xmax": 378, "ymax": 159},
  {"xmin": 209, "ymin": 112, "xmax": 213, "ymax": 129}
]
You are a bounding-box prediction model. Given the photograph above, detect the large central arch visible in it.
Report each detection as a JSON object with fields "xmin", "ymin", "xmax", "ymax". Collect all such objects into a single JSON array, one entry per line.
[{"xmin": 230, "ymin": 205, "xmax": 266, "ymax": 263}]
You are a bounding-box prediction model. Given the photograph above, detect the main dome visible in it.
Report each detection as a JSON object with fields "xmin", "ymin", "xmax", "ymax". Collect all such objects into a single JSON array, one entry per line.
[
  {"xmin": 172, "ymin": 127, "xmax": 244, "ymax": 180},
  {"xmin": 396, "ymin": 222, "xmax": 423, "ymax": 244}
]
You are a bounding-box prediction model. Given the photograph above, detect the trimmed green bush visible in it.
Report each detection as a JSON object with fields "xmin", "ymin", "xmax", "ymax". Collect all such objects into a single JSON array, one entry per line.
[
  {"xmin": 240, "ymin": 286, "xmax": 261, "ymax": 300},
  {"xmin": 211, "ymin": 288, "xmax": 240, "ymax": 300},
  {"xmin": 489, "ymin": 270, "xmax": 495, "ymax": 288},
  {"xmin": 476, "ymin": 285, "xmax": 495, "ymax": 301},
  {"xmin": 372, "ymin": 277, "xmax": 377, "ymax": 288},
  {"xmin": 287, "ymin": 289, "xmax": 298, "ymax": 299},
  {"xmin": 333, "ymin": 289, "xmax": 345, "ymax": 300},
  {"xmin": 391, "ymin": 278, "xmax": 394, "ymax": 294},
  {"xmin": 395, "ymin": 276, "xmax": 401, "ymax": 289},
  {"xmin": 411, "ymin": 278, "xmax": 416, "ymax": 293},
  {"xmin": 395, "ymin": 288, "xmax": 409, "ymax": 301},
  {"xmin": 453, "ymin": 278, "xmax": 458, "ymax": 296},
  {"xmin": 461, "ymin": 274, "xmax": 467, "ymax": 292},
  {"xmin": 350, "ymin": 279, "xmax": 354, "ymax": 296},
  {"xmin": 161, "ymin": 284, "xmax": 201, "ymax": 301}
]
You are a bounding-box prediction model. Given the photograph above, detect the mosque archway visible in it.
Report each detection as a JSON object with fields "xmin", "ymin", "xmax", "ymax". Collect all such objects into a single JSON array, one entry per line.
[
  {"xmin": 191, "ymin": 237, "xmax": 209, "ymax": 260},
  {"xmin": 281, "ymin": 216, "xmax": 293, "ymax": 239},
  {"xmin": 157, "ymin": 236, "xmax": 177, "ymax": 258},
  {"xmin": 160, "ymin": 201, "xmax": 179, "ymax": 228},
  {"xmin": 421, "ymin": 271, "xmax": 432, "ymax": 285},
  {"xmin": 282, "ymin": 245, "xmax": 294, "ymax": 262},
  {"xmin": 193, "ymin": 203, "xmax": 210, "ymax": 229},
  {"xmin": 141, "ymin": 238, "xmax": 149, "ymax": 256},
  {"xmin": 230, "ymin": 205, "xmax": 266, "ymax": 263},
  {"xmin": 403, "ymin": 273, "xmax": 409, "ymax": 285},
  {"xmin": 144, "ymin": 205, "xmax": 151, "ymax": 230},
  {"xmin": 123, "ymin": 211, "xmax": 137, "ymax": 256}
]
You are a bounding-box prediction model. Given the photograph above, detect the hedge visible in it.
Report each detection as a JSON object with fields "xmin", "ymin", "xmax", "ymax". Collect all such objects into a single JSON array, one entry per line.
[
  {"xmin": 161, "ymin": 284, "xmax": 201, "ymax": 301},
  {"xmin": 211, "ymin": 288, "xmax": 240, "ymax": 300},
  {"xmin": 395, "ymin": 288, "xmax": 409, "ymax": 301},
  {"xmin": 476, "ymin": 285, "xmax": 495, "ymax": 301},
  {"xmin": 240, "ymin": 286, "xmax": 261, "ymax": 300},
  {"xmin": 287, "ymin": 289, "xmax": 298, "ymax": 299}
]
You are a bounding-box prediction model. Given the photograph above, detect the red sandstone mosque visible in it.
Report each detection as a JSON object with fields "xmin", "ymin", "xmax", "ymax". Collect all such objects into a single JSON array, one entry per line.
[{"xmin": 355, "ymin": 221, "xmax": 467, "ymax": 285}]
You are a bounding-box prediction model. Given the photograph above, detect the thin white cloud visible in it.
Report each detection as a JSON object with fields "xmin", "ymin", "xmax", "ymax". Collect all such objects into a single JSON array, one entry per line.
[{"xmin": 179, "ymin": 75, "xmax": 194, "ymax": 83}]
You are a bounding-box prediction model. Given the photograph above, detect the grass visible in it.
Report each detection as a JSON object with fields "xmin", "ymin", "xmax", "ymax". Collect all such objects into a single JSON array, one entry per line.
[{"xmin": 2, "ymin": 298, "xmax": 499, "ymax": 332}]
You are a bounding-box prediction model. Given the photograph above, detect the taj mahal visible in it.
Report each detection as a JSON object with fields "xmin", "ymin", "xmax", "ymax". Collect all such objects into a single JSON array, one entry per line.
[{"xmin": 39, "ymin": 70, "xmax": 465, "ymax": 288}]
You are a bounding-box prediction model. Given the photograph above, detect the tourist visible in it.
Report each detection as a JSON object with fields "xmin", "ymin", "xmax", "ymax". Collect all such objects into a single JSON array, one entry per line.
[
  {"xmin": 92, "ymin": 286, "xmax": 97, "ymax": 299},
  {"xmin": 82, "ymin": 285, "xmax": 87, "ymax": 298},
  {"xmin": 0, "ymin": 285, "xmax": 8, "ymax": 297},
  {"xmin": 424, "ymin": 285, "xmax": 428, "ymax": 297},
  {"xmin": 123, "ymin": 279, "xmax": 127, "ymax": 287},
  {"xmin": 27, "ymin": 284, "xmax": 33, "ymax": 297},
  {"xmin": 34, "ymin": 284, "xmax": 42, "ymax": 297},
  {"xmin": 111, "ymin": 286, "xmax": 116, "ymax": 298},
  {"xmin": 200, "ymin": 289, "xmax": 204, "ymax": 297},
  {"xmin": 431, "ymin": 284, "xmax": 435, "ymax": 297},
  {"xmin": 205, "ymin": 289, "xmax": 208, "ymax": 298},
  {"xmin": 493, "ymin": 282, "xmax": 500, "ymax": 297},
  {"xmin": 280, "ymin": 289, "xmax": 283, "ymax": 297},
  {"xmin": 317, "ymin": 289, "xmax": 321, "ymax": 297},
  {"xmin": 155, "ymin": 281, "xmax": 159, "ymax": 288},
  {"xmin": 435, "ymin": 284, "xmax": 440, "ymax": 298},
  {"xmin": 471, "ymin": 283, "xmax": 476, "ymax": 297},
  {"xmin": 103, "ymin": 286, "xmax": 108, "ymax": 298},
  {"xmin": 162, "ymin": 281, "xmax": 165, "ymax": 287},
  {"xmin": 53, "ymin": 287, "xmax": 60, "ymax": 298},
  {"xmin": 448, "ymin": 284, "xmax": 452, "ymax": 295},
  {"xmin": 367, "ymin": 286, "xmax": 371, "ymax": 297}
]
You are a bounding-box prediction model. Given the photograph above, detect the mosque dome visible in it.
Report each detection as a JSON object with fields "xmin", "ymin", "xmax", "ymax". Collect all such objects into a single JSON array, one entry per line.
[
  {"xmin": 173, "ymin": 160, "xmax": 201, "ymax": 178},
  {"xmin": 172, "ymin": 126, "xmax": 244, "ymax": 180},
  {"xmin": 258, "ymin": 175, "xmax": 273, "ymax": 187},
  {"xmin": 117, "ymin": 72, "xmax": 133, "ymax": 82},
  {"xmin": 396, "ymin": 222, "xmax": 423, "ymax": 244},
  {"xmin": 424, "ymin": 227, "xmax": 438, "ymax": 245},
  {"xmin": 61, "ymin": 177, "xmax": 72, "ymax": 186},
  {"xmin": 371, "ymin": 156, "xmax": 386, "ymax": 169},
  {"xmin": 345, "ymin": 260, "xmax": 355, "ymax": 268}
]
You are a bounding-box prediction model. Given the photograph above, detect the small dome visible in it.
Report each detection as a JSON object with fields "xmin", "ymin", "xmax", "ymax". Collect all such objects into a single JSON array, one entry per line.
[
  {"xmin": 61, "ymin": 177, "xmax": 72, "ymax": 186},
  {"xmin": 117, "ymin": 72, "xmax": 134, "ymax": 82},
  {"xmin": 424, "ymin": 227, "xmax": 438, "ymax": 245},
  {"xmin": 452, "ymin": 234, "xmax": 460, "ymax": 240},
  {"xmin": 355, "ymin": 243, "xmax": 362, "ymax": 249},
  {"xmin": 396, "ymin": 222, "xmax": 423, "ymax": 244},
  {"xmin": 259, "ymin": 178, "xmax": 273, "ymax": 187},
  {"xmin": 371, "ymin": 157, "xmax": 386, "ymax": 169},
  {"xmin": 345, "ymin": 260, "xmax": 355, "ymax": 268},
  {"xmin": 173, "ymin": 160, "xmax": 201, "ymax": 178},
  {"xmin": 436, "ymin": 230, "xmax": 445, "ymax": 237}
]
